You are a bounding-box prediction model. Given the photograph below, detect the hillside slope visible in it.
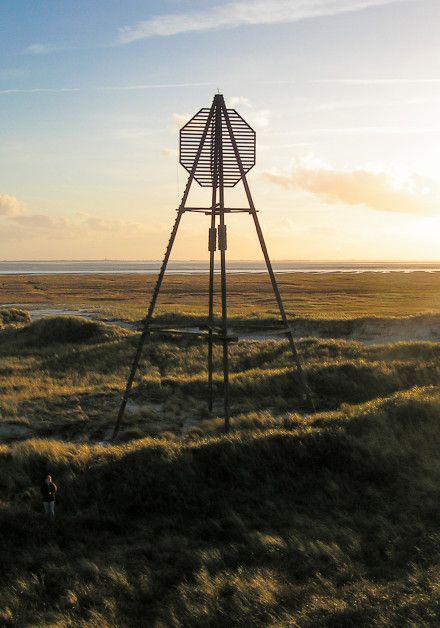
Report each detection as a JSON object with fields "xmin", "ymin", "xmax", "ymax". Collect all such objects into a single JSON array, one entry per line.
[{"xmin": 1, "ymin": 386, "xmax": 439, "ymax": 626}]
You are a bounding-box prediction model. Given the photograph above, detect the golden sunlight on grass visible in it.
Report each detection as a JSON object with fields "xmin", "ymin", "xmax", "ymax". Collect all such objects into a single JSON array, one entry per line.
[{"xmin": 0, "ymin": 270, "xmax": 439, "ymax": 626}]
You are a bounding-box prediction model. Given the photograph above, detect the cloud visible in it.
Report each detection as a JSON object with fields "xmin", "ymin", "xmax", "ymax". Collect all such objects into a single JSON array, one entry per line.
[
  {"xmin": 0, "ymin": 68, "xmax": 28, "ymax": 80},
  {"xmin": 0, "ymin": 197, "xmax": 154, "ymax": 240},
  {"xmin": 10, "ymin": 214, "xmax": 71, "ymax": 229},
  {"xmin": 227, "ymin": 96, "xmax": 271, "ymax": 128},
  {"xmin": 0, "ymin": 194, "xmax": 23, "ymax": 216},
  {"xmin": 263, "ymin": 162, "xmax": 440, "ymax": 215},
  {"xmin": 173, "ymin": 112, "xmax": 191, "ymax": 129},
  {"xmin": 103, "ymin": 82, "xmax": 212, "ymax": 91},
  {"xmin": 77, "ymin": 212, "xmax": 151, "ymax": 234},
  {"xmin": 119, "ymin": 0, "xmax": 408, "ymax": 43},
  {"xmin": 0, "ymin": 87, "xmax": 79, "ymax": 95},
  {"xmin": 299, "ymin": 97, "xmax": 440, "ymax": 113},
  {"xmin": 0, "ymin": 195, "xmax": 69, "ymax": 230},
  {"xmin": 161, "ymin": 147, "xmax": 179, "ymax": 158},
  {"xmin": 81, "ymin": 216, "xmax": 125, "ymax": 232},
  {"xmin": 0, "ymin": 83, "xmax": 208, "ymax": 97},
  {"xmin": 312, "ymin": 78, "xmax": 440, "ymax": 85},
  {"xmin": 1, "ymin": 197, "xmax": 72, "ymax": 232},
  {"xmin": 252, "ymin": 109, "xmax": 271, "ymax": 128},
  {"xmin": 113, "ymin": 128, "xmax": 158, "ymax": 140},
  {"xmin": 228, "ymin": 96, "xmax": 252, "ymax": 108},
  {"xmin": 271, "ymin": 126, "xmax": 440, "ymax": 137},
  {"xmin": 22, "ymin": 43, "xmax": 66, "ymax": 55}
]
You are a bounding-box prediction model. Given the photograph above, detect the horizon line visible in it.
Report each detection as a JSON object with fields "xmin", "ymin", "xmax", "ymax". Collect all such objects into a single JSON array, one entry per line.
[{"xmin": 1, "ymin": 259, "xmax": 440, "ymax": 264}]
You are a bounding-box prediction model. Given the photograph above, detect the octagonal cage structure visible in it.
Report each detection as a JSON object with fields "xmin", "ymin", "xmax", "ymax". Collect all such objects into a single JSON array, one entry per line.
[{"xmin": 179, "ymin": 106, "xmax": 256, "ymax": 187}]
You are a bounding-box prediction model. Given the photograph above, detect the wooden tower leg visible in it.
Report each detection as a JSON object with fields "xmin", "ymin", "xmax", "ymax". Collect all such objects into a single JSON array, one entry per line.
[
  {"xmin": 220, "ymin": 99, "xmax": 315, "ymax": 413},
  {"xmin": 251, "ymin": 210, "xmax": 315, "ymax": 411},
  {"xmin": 207, "ymin": 110, "xmax": 220, "ymax": 413},
  {"xmin": 112, "ymin": 104, "xmax": 217, "ymax": 441},
  {"xmin": 207, "ymin": 214, "xmax": 216, "ymax": 412},
  {"xmin": 111, "ymin": 208, "xmax": 183, "ymax": 441}
]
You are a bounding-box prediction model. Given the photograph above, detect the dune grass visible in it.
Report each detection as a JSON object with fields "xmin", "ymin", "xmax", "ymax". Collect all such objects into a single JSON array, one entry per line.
[
  {"xmin": 0, "ymin": 315, "xmax": 439, "ymax": 442},
  {"xmin": 0, "ymin": 386, "xmax": 439, "ymax": 626},
  {"xmin": 0, "ymin": 272, "xmax": 439, "ymax": 625}
]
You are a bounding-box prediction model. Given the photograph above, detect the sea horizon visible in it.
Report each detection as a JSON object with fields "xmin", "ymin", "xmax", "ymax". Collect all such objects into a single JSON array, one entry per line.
[{"xmin": 1, "ymin": 260, "xmax": 440, "ymax": 275}]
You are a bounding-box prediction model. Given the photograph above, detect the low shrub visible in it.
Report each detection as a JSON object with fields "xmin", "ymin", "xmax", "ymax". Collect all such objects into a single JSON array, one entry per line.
[
  {"xmin": 17, "ymin": 316, "xmax": 129, "ymax": 345},
  {"xmin": 0, "ymin": 308, "xmax": 31, "ymax": 328}
]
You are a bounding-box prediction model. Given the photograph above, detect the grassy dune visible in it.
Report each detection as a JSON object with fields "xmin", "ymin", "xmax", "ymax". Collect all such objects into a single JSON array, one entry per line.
[
  {"xmin": 0, "ymin": 314, "xmax": 439, "ymax": 441},
  {"xmin": 1, "ymin": 387, "xmax": 439, "ymax": 626}
]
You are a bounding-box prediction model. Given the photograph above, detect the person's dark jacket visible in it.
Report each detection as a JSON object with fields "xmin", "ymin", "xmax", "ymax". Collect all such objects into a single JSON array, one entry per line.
[{"xmin": 41, "ymin": 481, "xmax": 57, "ymax": 502}]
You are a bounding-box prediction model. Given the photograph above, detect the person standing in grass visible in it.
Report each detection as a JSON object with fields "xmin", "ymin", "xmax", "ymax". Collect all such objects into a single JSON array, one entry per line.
[{"xmin": 41, "ymin": 475, "xmax": 57, "ymax": 522}]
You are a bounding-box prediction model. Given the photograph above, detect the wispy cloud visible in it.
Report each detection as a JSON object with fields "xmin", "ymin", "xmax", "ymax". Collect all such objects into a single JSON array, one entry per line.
[
  {"xmin": 10, "ymin": 214, "xmax": 71, "ymax": 229},
  {"xmin": 161, "ymin": 147, "xmax": 179, "ymax": 158},
  {"xmin": 312, "ymin": 78, "xmax": 440, "ymax": 84},
  {"xmin": 228, "ymin": 96, "xmax": 252, "ymax": 108},
  {"xmin": 228, "ymin": 95, "xmax": 271, "ymax": 128},
  {"xmin": 102, "ymin": 82, "xmax": 212, "ymax": 91},
  {"xmin": 113, "ymin": 128, "xmax": 159, "ymax": 140},
  {"xmin": 172, "ymin": 112, "xmax": 191, "ymax": 129},
  {"xmin": 0, "ymin": 88, "xmax": 80, "ymax": 95},
  {"xmin": 119, "ymin": 0, "xmax": 409, "ymax": 43},
  {"xmin": 0, "ymin": 194, "xmax": 23, "ymax": 216},
  {"xmin": 22, "ymin": 43, "xmax": 67, "ymax": 55},
  {"xmin": 264, "ymin": 161, "xmax": 440, "ymax": 215},
  {"xmin": 0, "ymin": 198, "xmax": 151, "ymax": 236},
  {"xmin": 0, "ymin": 83, "xmax": 210, "ymax": 97},
  {"xmin": 290, "ymin": 96, "xmax": 440, "ymax": 114},
  {"xmin": 0, "ymin": 195, "xmax": 72, "ymax": 231},
  {"xmin": 270, "ymin": 126, "xmax": 440, "ymax": 137},
  {"xmin": 0, "ymin": 194, "xmax": 71, "ymax": 229},
  {"xmin": 80, "ymin": 216, "xmax": 125, "ymax": 232},
  {"xmin": 0, "ymin": 68, "xmax": 28, "ymax": 80},
  {"xmin": 77, "ymin": 212, "xmax": 152, "ymax": 234}
]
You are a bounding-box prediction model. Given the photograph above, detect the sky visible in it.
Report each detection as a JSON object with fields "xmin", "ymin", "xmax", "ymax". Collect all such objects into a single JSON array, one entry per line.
[{"xmin": 1, "ymin": 0, "xmax": 440, "ymax": 261}]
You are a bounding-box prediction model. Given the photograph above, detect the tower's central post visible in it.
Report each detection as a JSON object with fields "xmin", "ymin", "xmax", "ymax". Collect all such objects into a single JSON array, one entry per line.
[
  {"xmin": 216, "ymin": 95, "xmax": 230, "ymax": 430},
  {"xmin": 208, "ymin": 94, "xmax": 230, "ymax": 428}
]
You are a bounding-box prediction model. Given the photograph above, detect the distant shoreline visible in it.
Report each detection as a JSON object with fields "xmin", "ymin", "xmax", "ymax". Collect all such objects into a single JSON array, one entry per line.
[{"xmin": 1, "ymin": 260, "xmax": 440, "ymax": 275}]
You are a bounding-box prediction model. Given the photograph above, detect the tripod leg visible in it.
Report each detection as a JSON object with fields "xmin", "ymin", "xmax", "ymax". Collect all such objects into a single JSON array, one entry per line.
[
  {"xmin": 222, "ymin": 338, "xmax": 230, "ymax": 430},
  {"xmin": 111, "ymin": 209, "xmax": 184, "ymax": 441},
  {"xmin": 112, "ymin": 328, "xmax": 150, "ymax": 441},
  {"xmin": 208, "ymin": 158, "xmax": 219, "ymax": 413},
  {"xmin": 218, "ymin": 216, "xmax": 230, "ymax": 430},
  {"xmin": 216, "ymin": 107, "xmax": 230, "ymax": 431},
  {"xmin": 219, "ymin": 99, "xmax": 314, "ymax": 413},
  {"xmin": 208, "ymin": 329, "xmax": 213, "ymax": 412},
  {"xmin": 208, "ymin": 223, "xmax": 216, "ymax": 412},
  {"xmin": 112, "ymin": 102, "xmax": 218, "ymax": 441},
  {"xmin": 220, "ymin": 241, "xmax": 230, "ymax": 430},
  {"xmin": 251, "ymin": 210, "xmax": 315, "ymax": 411}
]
